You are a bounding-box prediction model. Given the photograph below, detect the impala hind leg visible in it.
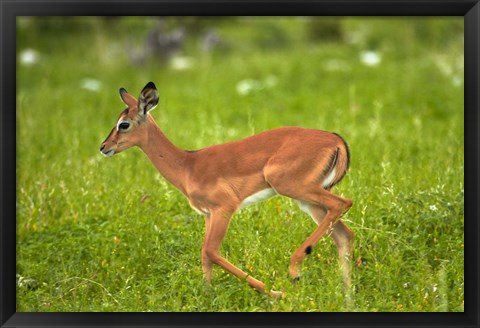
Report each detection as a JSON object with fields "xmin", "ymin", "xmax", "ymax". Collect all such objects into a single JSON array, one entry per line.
[
  {"xmin": 288, "ymin": 191, "xmax": 352, "ymax": 281},
  {"xmin": 201, "ymin": 214, "xmax": 213, "ymax": 284},
  {"xmin": 297, "ymin": 201, "xmax": 354, "ymax": 289},
  {"xmin": 330, "ymin": 220, "xmax": 354, "ymax": 290},
  {"xmin": 203, "ymin": 209, "xmax": 283, "ymax": 298}
]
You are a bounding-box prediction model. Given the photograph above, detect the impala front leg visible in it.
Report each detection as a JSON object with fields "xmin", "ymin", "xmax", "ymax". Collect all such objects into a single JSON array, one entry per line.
[{"xmin": 203, "ymin": 209, "xmax": 283, "ymax": 298}]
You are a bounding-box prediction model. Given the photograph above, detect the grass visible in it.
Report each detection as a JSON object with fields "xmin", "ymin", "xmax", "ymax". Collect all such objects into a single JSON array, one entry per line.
[{"xmin": 16, "ymin": 17, "xmax": 464, "ymax": 312}]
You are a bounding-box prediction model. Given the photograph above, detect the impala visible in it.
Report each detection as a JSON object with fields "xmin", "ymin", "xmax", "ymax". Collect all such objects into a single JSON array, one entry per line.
[{"xmin": 100, "ymin": 82, "xmax": 353, "ymax": 298}]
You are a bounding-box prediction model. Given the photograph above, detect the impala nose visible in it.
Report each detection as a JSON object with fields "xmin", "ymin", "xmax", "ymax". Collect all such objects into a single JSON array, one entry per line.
[{"xmin": 100, "ymin": 143, "xmax": 105, "ymax": 152}]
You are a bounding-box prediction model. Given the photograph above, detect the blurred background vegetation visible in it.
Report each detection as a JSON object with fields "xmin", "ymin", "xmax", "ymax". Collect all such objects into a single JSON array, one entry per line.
[{"xmin": 16, "ymin": 17, "xmax": 463, "ymax": 312}]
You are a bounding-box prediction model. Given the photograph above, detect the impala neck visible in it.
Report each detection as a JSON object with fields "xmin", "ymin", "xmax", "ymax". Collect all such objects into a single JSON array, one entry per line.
[{"xmin": 139, "ymin": 115, "xmax": 188, "ymax": 195}]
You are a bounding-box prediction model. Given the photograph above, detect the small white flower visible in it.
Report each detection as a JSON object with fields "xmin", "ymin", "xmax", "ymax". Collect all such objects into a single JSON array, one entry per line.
[
  {"xmin": 429, "ymin": 205, "xmax": 438, "ymax": 211},
  {"xmin": 19, "ymin": 49, "xmax": 40, "ymax": 66},
  {"xmin": 236, "ymin": 76, "xmax": 278, "ymax": 96},
  {"xmin": 81, "ymin": 78, "xmax": 102, "ymax": 92},
  {"xmin": 236, "ymin": 79, "xmax": 261, "ymax": 95},
  {"xmin": 360, "ymin": 51, "xmax": 381, "ymax": 66},
  {"xmin": 170, "ymin": 56, "xmax": 194, "ymax": 70}
]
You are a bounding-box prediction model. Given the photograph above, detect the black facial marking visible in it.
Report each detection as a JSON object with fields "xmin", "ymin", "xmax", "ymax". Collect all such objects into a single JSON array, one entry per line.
[{"xmin": 305, "ymin": 245, "xmax": 312, "ymax": 255}]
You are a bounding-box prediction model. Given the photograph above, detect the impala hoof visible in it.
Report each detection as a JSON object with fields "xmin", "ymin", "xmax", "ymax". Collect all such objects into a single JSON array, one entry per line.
[
  {"xmin": 292, "ymin": 276, "xmax": 300, "ymax": 284},
  {"xmin": 269, "ymin": 290, "xmax": 285, "ymax": 299}
]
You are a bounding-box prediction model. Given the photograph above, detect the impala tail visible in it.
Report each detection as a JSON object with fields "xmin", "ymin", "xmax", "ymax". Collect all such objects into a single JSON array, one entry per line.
[{"xmin": 322, "ymin": 133, "xmax": 350, "ymax": 190}]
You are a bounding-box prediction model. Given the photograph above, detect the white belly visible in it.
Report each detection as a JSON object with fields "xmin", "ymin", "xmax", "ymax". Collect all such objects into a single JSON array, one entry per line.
[{"xmin": 239, "ymin": 188, "xmax": 277, "ymax": 209}]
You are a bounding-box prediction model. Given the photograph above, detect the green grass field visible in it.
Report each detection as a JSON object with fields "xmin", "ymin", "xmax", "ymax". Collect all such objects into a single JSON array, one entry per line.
[{"xmin": 16, "ymin": 17, "xmax": 464, "ymax": 312}]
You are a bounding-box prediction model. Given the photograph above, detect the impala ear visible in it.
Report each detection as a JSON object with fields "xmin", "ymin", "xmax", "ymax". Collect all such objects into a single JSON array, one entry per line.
[
  {"xmin": 138, "ymin": 82, "xmax": 159, "ymax": 115},
  {"xmin": 119, "ymin": 88, "xmax": 138, "ymax": 107}
]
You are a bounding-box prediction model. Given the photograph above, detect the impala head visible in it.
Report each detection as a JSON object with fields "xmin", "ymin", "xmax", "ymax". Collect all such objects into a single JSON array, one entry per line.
[{"xmin": 100, "ymin": 82, "xmax": 159, "ymax": 157}]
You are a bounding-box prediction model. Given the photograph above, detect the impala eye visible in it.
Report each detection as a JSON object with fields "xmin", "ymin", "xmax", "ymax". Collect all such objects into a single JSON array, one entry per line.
[{"xmin": 118, "ymin": 122, "xmax": 130, "ymax": 131}]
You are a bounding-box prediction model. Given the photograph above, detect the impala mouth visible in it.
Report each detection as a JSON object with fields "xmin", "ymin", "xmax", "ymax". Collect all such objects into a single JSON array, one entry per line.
[{"xmin": 101, "ymin": 149, "xmax": 115, "ymax": 157}]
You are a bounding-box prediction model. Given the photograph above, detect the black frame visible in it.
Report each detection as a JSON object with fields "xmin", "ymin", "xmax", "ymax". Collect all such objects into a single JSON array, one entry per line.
[{"xmin": 1, "ymin": 1, "xmax": 478, "ymax": 327}]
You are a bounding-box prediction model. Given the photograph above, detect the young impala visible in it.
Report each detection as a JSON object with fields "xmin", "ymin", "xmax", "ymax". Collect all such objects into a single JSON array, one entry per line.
[{"xmin": 100, "ymin": 82, "xmax": 353, "ymax": 298}]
